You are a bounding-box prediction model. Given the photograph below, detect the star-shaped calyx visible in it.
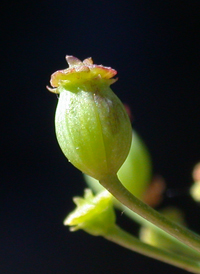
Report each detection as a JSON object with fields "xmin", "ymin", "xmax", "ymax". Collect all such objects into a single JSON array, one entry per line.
[{"xmin": 47, "ymin": 56, "xmax": 117, "ymax": 93}]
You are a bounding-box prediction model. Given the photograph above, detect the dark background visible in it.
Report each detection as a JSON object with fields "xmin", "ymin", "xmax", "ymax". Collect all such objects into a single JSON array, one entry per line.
[{"xmin": 1, "ymin": 1, "xmax": 200, "ymax": 273}]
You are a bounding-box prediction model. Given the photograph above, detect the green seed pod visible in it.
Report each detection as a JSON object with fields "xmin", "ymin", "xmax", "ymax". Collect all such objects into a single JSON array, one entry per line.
[{"xmin": 47, "ymin": 56, "xmax": 132, "ymax": 180}]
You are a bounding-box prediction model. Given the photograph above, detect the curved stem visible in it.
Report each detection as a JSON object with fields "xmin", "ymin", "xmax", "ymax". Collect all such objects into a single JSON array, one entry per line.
[
  {"xmin": 105, "ymin": 225, "xmax": 200, "ymax": 273},
  {"xmin": 100, "ymin": 174, "xmax": 200, "ymax": 253},
  {"xmin": 119, "ymin": 204, "xmax": 200, "ymax": 261}
]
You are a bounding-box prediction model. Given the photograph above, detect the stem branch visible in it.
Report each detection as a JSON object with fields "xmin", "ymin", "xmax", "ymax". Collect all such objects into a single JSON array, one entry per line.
[
  {"xmin": 105, "ymin": 225, "xmax": 200, "ymax": 273},
  {"xmin": 100, "ymin": 174, "xmax": 200, "ymax": 253}
]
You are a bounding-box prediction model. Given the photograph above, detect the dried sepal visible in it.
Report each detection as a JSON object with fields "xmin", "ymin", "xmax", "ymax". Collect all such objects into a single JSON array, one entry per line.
[{"xmin": 47, "ymin": 55, "xmax": 117, "ymax": 91}]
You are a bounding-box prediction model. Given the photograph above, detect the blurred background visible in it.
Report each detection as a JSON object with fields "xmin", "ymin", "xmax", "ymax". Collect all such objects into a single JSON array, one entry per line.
[{"xmin": 1, "ymin": 1, "xmax": 200, "ymax": 273}]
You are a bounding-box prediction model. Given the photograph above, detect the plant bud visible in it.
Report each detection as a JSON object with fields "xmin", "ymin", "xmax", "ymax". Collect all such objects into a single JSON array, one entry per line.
[
  {"xmin": 64, "ymin": 189, "xmax": 116, "ymax": 236},
  {"xmin": 47, "ymin": 56, "xmax": 132, "ymax": 180}
]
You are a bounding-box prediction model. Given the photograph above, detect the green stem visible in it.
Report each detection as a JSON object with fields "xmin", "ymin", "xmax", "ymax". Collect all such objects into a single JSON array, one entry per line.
[
  {"xmin": 104, "ymin": 225, "xmax": 200, "ymax": 273},
  {"xmin": 119, "ymin": 205, "xmax": 200, "ymax": 261},
  {"xmin": 100, "ymin": 174, "xmax": 200, "ymax": 253}
]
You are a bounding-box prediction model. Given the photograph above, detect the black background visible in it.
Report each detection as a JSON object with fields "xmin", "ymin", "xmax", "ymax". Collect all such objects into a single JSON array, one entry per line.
[{"xmin": 1, "ymin": 1, "xmax": 200, "ymax": 273}]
